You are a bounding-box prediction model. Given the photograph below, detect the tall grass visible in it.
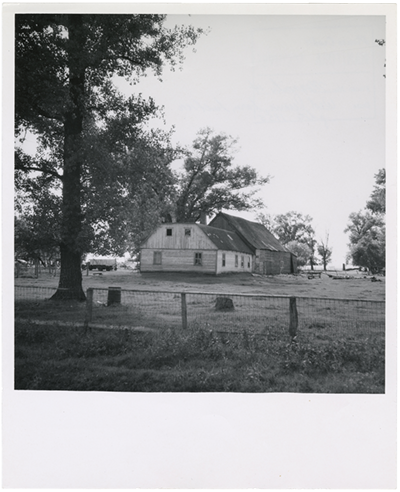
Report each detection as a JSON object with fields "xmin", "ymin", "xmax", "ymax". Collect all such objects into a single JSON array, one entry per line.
[{"xmin": 15, "ymin": 322, "xmax": 384, "ymax": 393}]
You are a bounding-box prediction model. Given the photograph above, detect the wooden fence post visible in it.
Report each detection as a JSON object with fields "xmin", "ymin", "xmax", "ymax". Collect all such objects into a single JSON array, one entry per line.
[
  {"xmin": 107, "ymin": 286, "xmax": 121, "ymax": 306},
  {"xmin": 181, "ymin": 293, "xmax": 188, "ymax": 330},
  {"xmin": 289, "ymin": 296, "xmax": 298, "ymax": 338},
  {"xmin": 84, "ymin": 288, "xmax": 93, "ymax": 331}
]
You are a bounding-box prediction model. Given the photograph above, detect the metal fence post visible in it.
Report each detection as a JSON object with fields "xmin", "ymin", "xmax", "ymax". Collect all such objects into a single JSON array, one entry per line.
[
  {"xmin": 181, "ymin": 293, "xmax": 188, "ymax": 330},
  {"xmin": 289, "ymin": 296, "xmax": 298, "ymax": 338},
  {"xmin": 84, "ymin": 288, "xmax": 93, "ymax": 331}
]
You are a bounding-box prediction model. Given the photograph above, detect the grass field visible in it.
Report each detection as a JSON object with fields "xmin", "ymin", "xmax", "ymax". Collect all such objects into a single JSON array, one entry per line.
[
  {"xmin": 14, "ymin": 270, "xmax": 386, "ymax": 393},
  {"xmin": 15, "ymin": 321, "xmax": 385, "ymax": 393},
  {"xmin": 15, "ymin": 268, "xmax": 386, "ymax": 300}
]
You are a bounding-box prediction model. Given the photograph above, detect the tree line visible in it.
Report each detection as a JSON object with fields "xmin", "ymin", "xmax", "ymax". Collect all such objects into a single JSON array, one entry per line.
[
  {"xmin": 256, "ymin": 211, "xmax": 332, "ymax": 270},
  {"xmin": 255, "ymin": 168, "xmax": 385, "ymax": 274}
]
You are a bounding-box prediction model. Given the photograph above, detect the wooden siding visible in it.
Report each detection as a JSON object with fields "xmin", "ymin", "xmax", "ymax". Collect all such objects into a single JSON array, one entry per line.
[
  {"xmin": 254, "ymin": 250, "xmax": 294, "ymax": 275},
  {"xmin": 141, "ymin": 224, "xmax": 216, "ymax": 251},
  {"xmin": 215, "ymin": 250, "xmax": 253, "ymax": 274},
  {"xmin": 141, "ymin": 249, "xmax": 217, "ymax": 273}
]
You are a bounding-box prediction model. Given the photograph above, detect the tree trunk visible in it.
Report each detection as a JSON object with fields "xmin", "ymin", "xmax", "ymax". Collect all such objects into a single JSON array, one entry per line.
[{"xmin": 51, "ymin": 15, "xmax": 86, "ymax": 301}]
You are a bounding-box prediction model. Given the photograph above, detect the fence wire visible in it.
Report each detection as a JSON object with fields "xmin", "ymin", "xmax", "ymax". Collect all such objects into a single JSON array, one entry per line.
[
  {"xmin": 15, "ymin": 285, "xmax": 58, "ymax": 301},
  {"xmin": 15, "ymin": 264, "xmax": 60, "ymax": 278},
  {"xmin": 90, "ymin": 288, "xmax": 182, "ymax": 329},
  {"xmin": 14, "ymin": 285, "xmax": 385, "ymax": 344}
]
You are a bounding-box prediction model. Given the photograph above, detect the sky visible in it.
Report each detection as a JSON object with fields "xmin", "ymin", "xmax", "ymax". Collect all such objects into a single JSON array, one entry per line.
[{"xmin": 120, "ymin": 14, "xmax": 386, "ymax": 268}]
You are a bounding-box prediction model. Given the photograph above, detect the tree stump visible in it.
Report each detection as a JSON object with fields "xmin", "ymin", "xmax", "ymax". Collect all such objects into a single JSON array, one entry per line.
[
  {"xmin": 215, "ymin": 297, "xmax": 234, "ymax": 311},
  {"xmin": 107, "ymin": 287, "xmax": 121, "ymax": 306}
]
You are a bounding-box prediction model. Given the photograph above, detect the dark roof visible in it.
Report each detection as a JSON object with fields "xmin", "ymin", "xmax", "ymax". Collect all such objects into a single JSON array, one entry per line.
[
  {"xmin": 209, "ymin": 213, "xmax": 288, "ymax": 252},
  {"xmin": 198, "ymin": 224, "xmax": 253, "ymax": 255}
]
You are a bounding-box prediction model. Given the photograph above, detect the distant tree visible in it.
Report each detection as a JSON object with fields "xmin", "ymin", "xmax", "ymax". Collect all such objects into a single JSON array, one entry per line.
[
  {"xmin": 271, "ymin": 211, "xmax": 318, "ymax": 269},
  {"xmin": 173, "ymin": 128, "xmax": 270, "ymax": 222},
  {"xmin": 285, "ymin": 240, "xmax": 312, "ymax": 268},
  {"xmin": 15, "ymin": 170, "xmax": 62, "ymax": 263},
  {"xmin": 256, "ymin": 211, "xmax": 275, "ymax": 230},
  {"xmin": 272, "ymin": 211, "xmax": 315, "ymax": 245},
  {"xmin": 345, "ymin": 170, "xmax": 385, "ymax": 272},
  {"xmin": 15, "ymin": 14, "xmax": 204, "ymax": 299},
  {"xmin": 366, "ymin": 168, "xmax": 385, "ymax": 214},
  {"xmin": 317, "ymin": 234, "xmax": 333, "ymax": 271},
  {"xmin": 345, "ymin": 210, "xmax": 385, "ymax": 273},
  {"xmin": 346, "ymin": 227, "xmax": 385, "ymax": 273}
]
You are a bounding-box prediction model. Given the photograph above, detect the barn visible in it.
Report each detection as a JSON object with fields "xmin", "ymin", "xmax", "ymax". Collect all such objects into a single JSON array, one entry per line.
[
  {"xmin": 140, "ymin": 222, "xmax": 253, "ymax": 274},
  {"xmin": 209, "ymin": 212, "xmax": 297, "ymax": 275},
  {"xmin": 140, "ymin": 213, "xmax": 296, "ymax": 275}
]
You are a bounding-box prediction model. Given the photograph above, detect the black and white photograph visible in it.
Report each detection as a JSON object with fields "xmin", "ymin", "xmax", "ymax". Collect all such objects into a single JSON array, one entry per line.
[
  {"xmin": 13, "ymin": 9, "xmax": 389, "ymax": 393},
  {"xmin": 3, "ymin": 2, "xmax": 397, "ymax": 489}
]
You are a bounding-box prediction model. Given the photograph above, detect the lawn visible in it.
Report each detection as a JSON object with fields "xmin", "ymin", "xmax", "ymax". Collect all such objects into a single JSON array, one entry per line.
[
  {"xmin": 15, "ymin": 321, "xmax": 385, "ymax": 393},
  {"xmin": 15, "ymin": 268, "xmax": 386, "ymax": 300},
  {"xmin": 14, "ymin": 270, "xmax": 386, "ymax": 393}
]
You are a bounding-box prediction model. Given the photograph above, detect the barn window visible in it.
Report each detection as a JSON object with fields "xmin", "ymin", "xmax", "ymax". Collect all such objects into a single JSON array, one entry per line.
[
  {"xmin": 241, "ymin": 256, "xmax": 244, "ymax": 267},
  {"xmin": 194, "ymin": 252, "xmax": 202, "ymax": 266},
  {"xmin": 222, "ymin": 253, "xmax": 226, "ymax": 267},
  {"xmin": 166, "ymin": 228, "xmax": 172, "ymax": 236},
  {"xmin": 247, "ymin": 257, "xmax": 251, "ymax": 268},
  {"xmin": 235, "ymin": 255, "xmax": 238, "ymax": 267},
  {"xmin": 153, "ymin": 251, "xmax": 162, "ymax": 265},
  {"xmin": 184, "ymin": 228, "xmax": 191, "ymax": 236}
]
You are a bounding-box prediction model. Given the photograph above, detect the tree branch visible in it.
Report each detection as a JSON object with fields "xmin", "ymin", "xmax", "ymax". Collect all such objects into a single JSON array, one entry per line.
[{"xmin": 15, "ymin": 163, "xmax": 63, "ymax": 181}]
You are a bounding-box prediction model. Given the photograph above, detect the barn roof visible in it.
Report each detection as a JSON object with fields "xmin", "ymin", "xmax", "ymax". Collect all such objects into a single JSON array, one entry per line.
[
  {"xmin": 209, "ymin": 213, "xmax": 289, "ymax": 252},
  {"xmin": 197, "ymin": 224, "xmax": 253, "ymax": 255}
]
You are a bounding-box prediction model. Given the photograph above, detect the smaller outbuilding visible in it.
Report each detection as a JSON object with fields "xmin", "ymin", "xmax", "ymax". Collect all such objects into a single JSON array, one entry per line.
[{"xmin": 140, "ymin": 222, "xmax": 254, "ymax": 274}]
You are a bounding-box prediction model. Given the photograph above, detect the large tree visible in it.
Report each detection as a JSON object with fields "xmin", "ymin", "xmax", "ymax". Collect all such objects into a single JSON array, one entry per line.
[
  {"xmin": 345, "ymin": 210, "xmax": 385, "ymax": 273},
  {"xmin": 173, "ymin": 128, "xmax": 269, "ymax": 222},
  {"xmin": 271, "ymin": 211, "xmax": 315, "ymax": 245},
  {"xmin": 345, "ymin": 169, "xmax": 385, "ymax": 273},
  {"xmin": 15, "ymin": 14, "xmax": 203, "ymax": 299}
]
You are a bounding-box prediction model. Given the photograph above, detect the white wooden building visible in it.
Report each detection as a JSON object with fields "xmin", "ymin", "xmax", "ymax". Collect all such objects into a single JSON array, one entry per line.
[{"xmin": 140, "ymin": 222, "xmax": 254, "ymax": 274}]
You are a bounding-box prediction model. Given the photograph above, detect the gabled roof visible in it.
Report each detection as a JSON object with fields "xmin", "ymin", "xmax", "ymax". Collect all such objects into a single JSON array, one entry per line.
[
  {"xmin": 197, "ymin": 224, "xmax": 253, "ymax": 255},
  {"xmin": 209, "ymin": 212, "xmax": 288, "ymax": 252}
]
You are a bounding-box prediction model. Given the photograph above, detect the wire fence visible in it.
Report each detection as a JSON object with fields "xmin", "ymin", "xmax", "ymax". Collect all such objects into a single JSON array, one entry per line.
[
  {"xmin": 14, "ymin": 263, "xmax": 60, "ymax": 278},
  {"xmin": 15, "ymin": 285, "xmax": 385, "ymax": 345}
]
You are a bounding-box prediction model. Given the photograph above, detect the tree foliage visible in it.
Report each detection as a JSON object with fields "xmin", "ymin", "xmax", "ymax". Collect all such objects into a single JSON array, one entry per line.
[
  {"xmin": 285, "ymin": 241, "xmax": 312, "ymax": 268},
  {"xmin": 15, "ymin": 14, "xmax": 204, "ymax": 299},
  {"xmin": 366, "ymin": 168, "xmax": 385, "ymax": 214},
  {"xmin": 345, "ymin": 169, "xmax": 385, "ymax": 273},
  {"xmin": 173, "ymin": 128, "xmax": 269, "ymax": 222},
  {"xmin": 257, "ymin": 210, "xmax": 318, "ymax": 269},
  {"xmin": 271, "ymin": 211, "xmax": 315, "ymax": 245}
]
